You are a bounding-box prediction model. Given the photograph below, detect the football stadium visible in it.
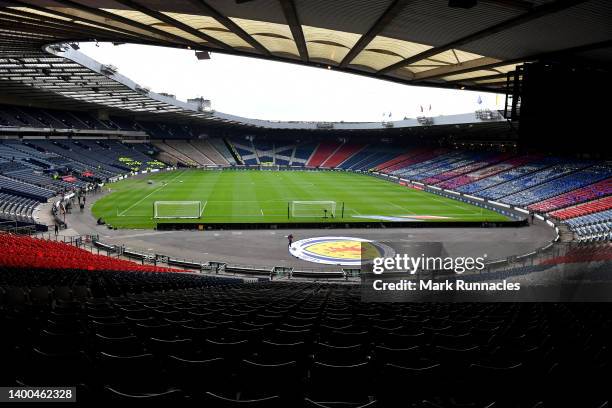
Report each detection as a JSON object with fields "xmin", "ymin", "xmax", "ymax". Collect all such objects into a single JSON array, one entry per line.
[{"xmin": 0, "ymin": 0, "xmax": 611, "ymax": 406}]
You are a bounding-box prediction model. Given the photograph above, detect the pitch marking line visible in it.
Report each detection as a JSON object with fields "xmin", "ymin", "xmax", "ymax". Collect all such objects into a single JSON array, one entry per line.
[
  {"xmin": 428, "ymin": 194, "xmax": 481, "ymax": 214},
  {"xmin": 200, "ymin": 201, "xmax": 208, "ymax": 217},
  {"xmin": 388, "ymin": 201, "xmax": 416, "ymax": 215},
  {"xmin": 118, "ymin": 171, "xmax": 184, "ymax": 217}
]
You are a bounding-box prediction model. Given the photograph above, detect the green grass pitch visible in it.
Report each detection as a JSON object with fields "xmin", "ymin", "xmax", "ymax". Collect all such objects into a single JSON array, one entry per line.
[{"xmin": 91, "ymin": 169, "xmax": 509, "ymax": 229}]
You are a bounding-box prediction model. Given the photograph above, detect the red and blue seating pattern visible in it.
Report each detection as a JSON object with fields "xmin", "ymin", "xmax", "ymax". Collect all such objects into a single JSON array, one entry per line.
[
  {"xmin": 528, "ymin": 179, "xmax": 612, "ymax": 213},
  {"xmin": 320, "ymin": 143, "xmax": 365, "ymax": 168},
  {"xmin": 3, "ymin": 103, "xmax": 612, "ymax": 243},
  {"xmin": 306, "ymin": 142, "xmax": 341, "ymax": 167},
  {"xmin": 549, "ymin": 196, "xmax": 612, "ymax": 221}
]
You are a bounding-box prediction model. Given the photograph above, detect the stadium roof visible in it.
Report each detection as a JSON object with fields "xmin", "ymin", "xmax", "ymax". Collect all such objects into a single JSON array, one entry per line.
[
  {"xmin": 0, "ymin": 0, "xmax": 610, "ymax": 129},
  {"xmin": 1, "ymin": 0, "xmax": 610, "ymax": 89}
]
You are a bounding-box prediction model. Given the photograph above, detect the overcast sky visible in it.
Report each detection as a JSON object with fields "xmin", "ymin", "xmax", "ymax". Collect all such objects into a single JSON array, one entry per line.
[{"xmin": 80, "ymin": 42, "xmax": 504, "ymax": 122}]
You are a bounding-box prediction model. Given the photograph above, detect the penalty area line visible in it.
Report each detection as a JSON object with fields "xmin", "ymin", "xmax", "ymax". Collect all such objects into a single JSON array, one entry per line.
[
  {"xmin": 388, "ymin": 201, "xmax": 416, "ymax": 215},
  {"xmin": 117, "ymin": 171, "xmax": 184, "ymax": 217}
]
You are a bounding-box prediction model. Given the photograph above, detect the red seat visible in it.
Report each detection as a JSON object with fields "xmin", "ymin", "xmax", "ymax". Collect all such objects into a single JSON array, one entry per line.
[{"xmin": 0, "ymin": 233, "xmax": 183, "ymax": 273}]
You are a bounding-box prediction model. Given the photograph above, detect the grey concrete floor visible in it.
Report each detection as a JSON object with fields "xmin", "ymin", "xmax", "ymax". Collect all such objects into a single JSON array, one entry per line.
[{"xmin": 60, "ymin": 190, "xmax": 556, "ymax": 271}]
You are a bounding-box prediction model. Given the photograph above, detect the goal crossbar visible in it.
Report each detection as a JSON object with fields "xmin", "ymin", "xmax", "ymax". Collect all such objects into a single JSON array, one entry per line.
[
  {"xmin": 153, "ymin": 201, "xmax": 204, "ymax": 219},
  {"xmin": 290, "ymin": 201, "xmax": 337, "ymax": 218}
]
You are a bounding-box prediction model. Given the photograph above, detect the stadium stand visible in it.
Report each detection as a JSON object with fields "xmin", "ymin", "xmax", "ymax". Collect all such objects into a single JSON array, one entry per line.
[
  {"xmin": 419, "ymin": 152, "xmax": 505, "ymax": 184},
  {"xmin": 549, "ymin": 196, "xmax": 612, "ymax": 221},
  {"xmin": 455, "ymin": 157, "xmax": 550, "ymax": 194},
  {"xmin": 0, "ymin": 193, "xmax": 39, "ymax": 224},
  {"xmin": 528, "ymin": 178, "xmax": 612, "ymax": 213},
  {"xmin": 476, "ymin": 160, "xmax": 583, "ymax": 200},
  {"xmin": 273, "ymin": 143, "xmax": 295, "ymax": 166},
  {"xmin": 306, "ymin": 142, "xmax": 341, "ymax": 168},
  {"xmin": 320, "ymin": 143, "xmax": 365, "ymax": 168},
  {"xmin": 373, "ymin": 149, "xmax": 425, "ymax": 172},
  {"xmin": 336, "ymin": 145, "xmax": 390, "ymax": 170},
  {"xmin": 29, "ymin": 140, "xmax": 124, "ymax": 178},
  {"xmin": 391, "ymin": 150, "xmax": 466, "ymax": 179},
  {"xmin": 207, "ymin": 139, "xmax": 236, "ymax": 165},
  {"xmin": 152, "ymin": 141, "xmax": 197, "ymax": 167},
  {"xmin": 0, "ymin": 234, "xmax": 180, "ymax": 272},
  {"xmin": 499, "ymin": 164, "xmax": 612, "ymax": 206},
  {"xmin": 427, "ymin": 153, "xmax": 513, "ymax": 186},
  {"xmin": 253, "ymin": 139, "xmax": 275, "ymax": 164},
  {"xmin": 230, "ymin": 138, "xmax": 259, "ymax": 165},
  {"xmin": 441, "ymin": 156, "xmax": 535, "ymax": 191},
  {"xmin": 0, "ymin": 105, "xmax": 131, "ymax": 131},
  {"xmin": 348, "ymin": 146, "xmax": 404, "ymax": 171},
  {"xmin": 0, "ymin": 175, "xmax": 55, "ymax": 202},
  {"xmin": 564, "ymin": 210, "xmax": 612, "ymax": 239},
  {"xmin": 378, "ymin": 148, "xmax": 443, "ymax": 173},
  {"xmin": 291, "ymin": 142, "xmax": 318, "ymax": 166},
  {"xmin": 0, "ymin": 239, "xmax": 609, "ymax": 405},
  {"xmin": 165, "ymin": 140, "xmax": 213, "ymax": 166},
  {"xmin": 189, "ymin": 140, "xmax": 230, "ymax": 165}
]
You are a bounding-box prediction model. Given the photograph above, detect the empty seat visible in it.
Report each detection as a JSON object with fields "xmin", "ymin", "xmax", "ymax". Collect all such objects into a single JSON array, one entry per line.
[
  {"xmin": 308, "ymin": 361, "xmax": 371, "ymax": 403},
  {"xmin": 97, "ymin": 352, "xmax": 163, "ymax": 393},
  {"xmin": 204, "ymin": 392, "xmax": 282, "ymax": 407},
  {"xmin": 103, "ymin": 386, "xmax": 184, "ymax": 401},
  {"xmin": 166, "ymin": 355, "xmax": 228, "ymax": 395}
]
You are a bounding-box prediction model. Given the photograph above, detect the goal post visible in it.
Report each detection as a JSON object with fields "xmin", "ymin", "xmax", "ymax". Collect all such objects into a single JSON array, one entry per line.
[
  {"xmin": 290, "ymin": 201, "xmax": 339, "ymax": 218},
  {"xmin": 259, "ymin": 164, "xmax": 280, "ymax": 171},
  {"xmin": 153, "ymin": 201, "xmax": 204, "ymax": 219}
]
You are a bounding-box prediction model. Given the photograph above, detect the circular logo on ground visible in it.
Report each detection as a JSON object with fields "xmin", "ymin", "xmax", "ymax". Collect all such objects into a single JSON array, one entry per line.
[{"xmin": 289, "ymin": 236, "xmax": 394, "ymax": 266}]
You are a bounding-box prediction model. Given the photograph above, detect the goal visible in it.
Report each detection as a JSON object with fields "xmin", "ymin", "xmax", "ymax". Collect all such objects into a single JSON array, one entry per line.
[
  {"xmin": 290, "ymin": 201, "xmax": 337, "ymax": 218},
  {"xmin": 259, "ymin": 164, "xmax": 280, "ymax": 171},
  {"xmin": 153, "ymin": 201, "xmax": 204, "ymax": 219}
]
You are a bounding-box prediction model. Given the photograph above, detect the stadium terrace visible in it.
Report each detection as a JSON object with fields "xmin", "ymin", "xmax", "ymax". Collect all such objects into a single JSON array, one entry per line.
[{"xmin": 0, "ymin": 0, "xmax": 610, "ymax": 406}]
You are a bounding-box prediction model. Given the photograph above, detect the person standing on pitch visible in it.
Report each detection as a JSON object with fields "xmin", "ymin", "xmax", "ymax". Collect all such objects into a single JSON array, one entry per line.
[{"xmin": 288, "ymin": 234, "xmax": 294, "ymax": 248}]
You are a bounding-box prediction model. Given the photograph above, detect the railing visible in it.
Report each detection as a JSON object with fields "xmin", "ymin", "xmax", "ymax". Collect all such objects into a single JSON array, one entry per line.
[
  {"xmin": 31, "ymin": 232, "xmax": 353, "ymax": 281},
  {"xmin": 0, "ymin": 220, "xmax": 36, "ymax": 234},
  {"xmin": 46, "ymin": 166, "xmax": 586, "ymax": 281}
]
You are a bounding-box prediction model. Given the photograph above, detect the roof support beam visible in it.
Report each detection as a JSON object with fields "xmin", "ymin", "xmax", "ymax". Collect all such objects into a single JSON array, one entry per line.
[
  {"xmin": 412, "ymin": 56, "xmax": 501, "ymax": 81},
  {"xmin": 444, "ymin": 72, "xmax": 509, "ymax": 84},
  {"xmin": 186, "ymin": 0, "xmax": 271, "ymax": 56},
  {"xmin": 40, "ymin": 0, "xmax": 203, "ymax": 48},
  {"xmin": 278, "ymin": 0, "xmax": 308, "ymax": 62},
  {"xmin": 418, "ymin": 39, "xmax": 612, "ymax": 82},
  {"xmin": 377, "ymin": 0, "xmax": 590, "ymax": 75},
  {"xmin": 5, "ymin": 0, "xmax": 175, "ymax": 45},
  {"xmin": 339, "ymin": 0, "xmax": 410, "ymax": 68},
  {"xmin": 111, "ymin": 0, "xmax": 231, "ymax": 50},
  {"xmin": 0, "ymin": 11, "xmax": 112, "ymax": 40},
  {"xmin": 0, "ymin": 19, "xmax": 92, "ymax": 39}
]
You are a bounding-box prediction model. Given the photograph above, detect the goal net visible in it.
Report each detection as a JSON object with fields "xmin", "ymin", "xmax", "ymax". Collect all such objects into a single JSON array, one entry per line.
[
  {"xmin": 290, "ymin": 201, "xmax": 337, "ymax": 218},
  {"xmin": 153, "ymin": 201, "xmax": 203, "ymax": 219},
  {"xmin": 259, "ymin": 164, "xmax": 280, "ymax": 171}
]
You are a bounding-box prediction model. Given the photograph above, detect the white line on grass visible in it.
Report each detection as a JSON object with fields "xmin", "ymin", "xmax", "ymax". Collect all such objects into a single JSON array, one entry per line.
[
  {"xmin": 118, "ymin": 171, "xmax": 184, "ymax": 216},
  {"xmin": 428, "ymin": 194, "xmax": 480, "ymax": 214},
  {"xmin": 260, "ymin": 209, "xmax": 264, "ymax": 216},
  {"xmin": 200, "ymin": 201, "xmax": 208, "ymax": 217},
  {"xmin": 388, "ymin": 201, "xmax": 416, "ymax": 215}
]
